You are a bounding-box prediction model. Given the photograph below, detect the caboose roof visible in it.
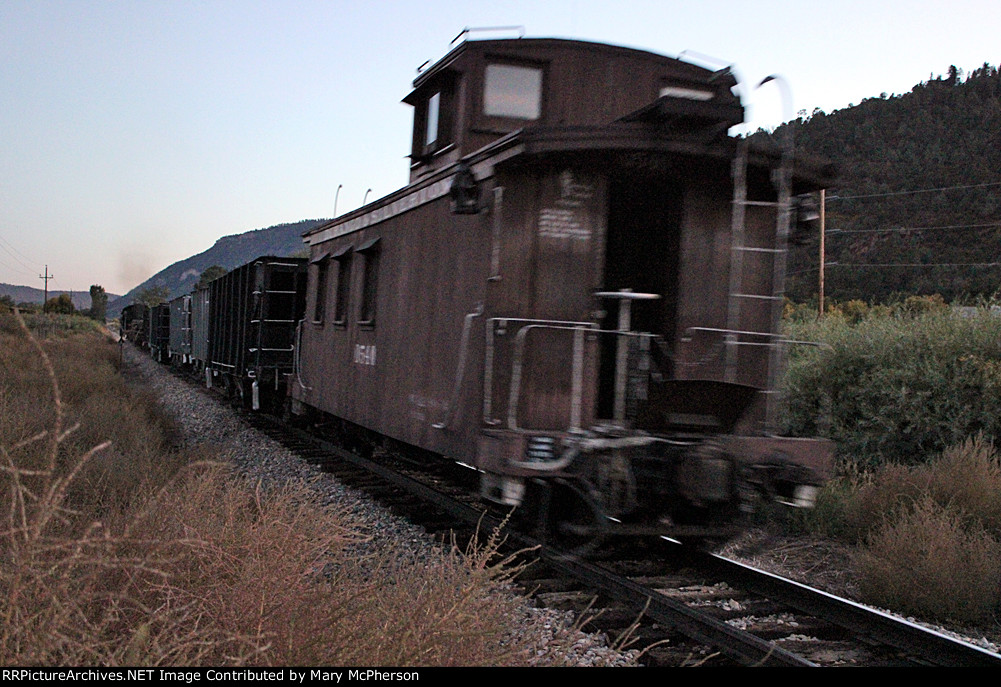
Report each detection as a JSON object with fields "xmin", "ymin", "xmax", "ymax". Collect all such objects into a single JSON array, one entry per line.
[
  {"xmin": 407, "ymin": 37, "xmax": 720, "ymax": 95},
  {"xmin": 303, "ymin": 36, "xmax": 834, "ymax": 244}
]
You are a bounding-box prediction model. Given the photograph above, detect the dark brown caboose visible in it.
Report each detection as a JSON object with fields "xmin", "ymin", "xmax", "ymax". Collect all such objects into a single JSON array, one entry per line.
[{"xmin": 292, "ymin": 38, "xmax": 834, "ymax": 549}]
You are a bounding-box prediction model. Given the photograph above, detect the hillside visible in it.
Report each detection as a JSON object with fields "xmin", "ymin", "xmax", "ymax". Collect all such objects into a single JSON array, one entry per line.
[
  {"xmin": 773, "ymin": 63, "xmax": 1001, "ymax": 304},
  {"xmin": 0, "ymin": 284, "xmax": 119, "ymax": 312},
  {"xmin": 107, "ymin": 219, "xmax": 325, "ymax": 318}
]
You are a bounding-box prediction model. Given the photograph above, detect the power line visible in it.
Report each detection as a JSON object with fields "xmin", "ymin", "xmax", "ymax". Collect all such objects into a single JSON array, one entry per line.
[
  {"xmin": 0, "ymin": 234, "xmax": 41, "ymax": 264},
  {"xmin": 829, "ymin": 180, "xmax": 1001, "ymax": 201},
  {"xmin": 790, "ymin": 261, "xmax": 1001, "ymax": 276},
  {"xmin": 830, "ymin": 221, "xmax": 1001, "ymax": 235},
  {"xmin": 0, "ymin": 237, "xmax": 40, "ymax": 274},
  {"xmin": 827, "ymin": 262, "xmax": 1001, "ymax": 268},
  {"xmin": 0, "ymin": 256, "xmax": 37, "ymax": 279}
]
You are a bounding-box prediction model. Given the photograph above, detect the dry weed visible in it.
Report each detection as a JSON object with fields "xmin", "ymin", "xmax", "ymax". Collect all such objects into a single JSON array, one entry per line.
[
  {"xmin": 856, "ymin": 495, "xmax": 1001, "ymax": 624},
  {"xmin": 1, "ymin": 312, "xmax": 599, "ymax": 666}
]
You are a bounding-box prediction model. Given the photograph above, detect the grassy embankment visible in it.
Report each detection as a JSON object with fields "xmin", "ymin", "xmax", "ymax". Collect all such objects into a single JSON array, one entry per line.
[
  {"xmin": 0, "ymin": 312, "xmax": 603, "ymax": 666},
  {"xmin": 780, "ymin": 297, "xmax": 1001, "ymax": 624}
]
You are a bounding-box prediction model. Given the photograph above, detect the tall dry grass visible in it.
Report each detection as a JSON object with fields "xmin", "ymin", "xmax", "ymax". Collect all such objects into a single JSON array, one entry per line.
[
  {"xmin": 1, "ymin": 312, "xmax": 601, "ymax": 666},
  {"xmin": 856, "ymin": 496, "xmax": 1001, "ymax": 624},
  {"xmin": 796, "ymin": 434, "xmax": 1001, "ymax": 624}
]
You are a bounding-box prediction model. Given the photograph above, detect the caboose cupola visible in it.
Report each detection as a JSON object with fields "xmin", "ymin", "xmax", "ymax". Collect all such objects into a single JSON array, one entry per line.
[{"xmin": 403, "ymin": 38, "xmax": 745, "ymax": 183}]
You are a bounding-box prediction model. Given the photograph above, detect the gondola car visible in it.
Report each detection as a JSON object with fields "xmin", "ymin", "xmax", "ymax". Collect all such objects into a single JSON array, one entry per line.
[
  {"xmin": 168, "ymin": 294, "xmax": 192, "ymax": 366},
  {"xmin": 120, "ymin": 303, "xmax": 149, "ymax": 349},
  {"xmin": 204, "ymin": 256, "xmax": 307, "ymax": 410},
  {"xmin": 190, "ymin": 284, "xmax": 210, "ymax": 370},
  {"xmin": 148, "ymin": 303, "xmax": 171, "ymax": 363},
  {"xmin": 286, "ymin": 37, "xmax": 836, "ymax": 549}
]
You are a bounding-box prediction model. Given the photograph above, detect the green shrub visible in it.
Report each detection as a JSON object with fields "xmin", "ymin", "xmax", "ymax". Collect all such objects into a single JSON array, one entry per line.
[
  {"xmin": 835, "ymin": 299, "xmax": 870, "ymax": 324},
  {"xmin": 891, "ymin": 293, "xmax": 948, "ymax": 316},
  {"xmin": 783, "ymin": 306, "xmax": 1001, "ymax": 467},
  {"xmin": 802, "ymin": 435, "xmax": 1001, "ymax": 543}
]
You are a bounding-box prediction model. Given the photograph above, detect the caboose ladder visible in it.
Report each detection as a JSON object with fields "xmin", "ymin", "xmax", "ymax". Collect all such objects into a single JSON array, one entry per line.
[{"xmin": 725, "ymin": 137, "xmax": 792, "ymax": 431}]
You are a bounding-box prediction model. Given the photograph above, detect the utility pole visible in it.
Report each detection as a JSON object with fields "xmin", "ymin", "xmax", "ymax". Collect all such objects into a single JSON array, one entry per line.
[
  {"xmin": 39, "ymin": 265, "xmax": 54, "ymax": 311},
  {"xmin": 818, "ymin": 189, "xmax": 826, "ymax": 318}
]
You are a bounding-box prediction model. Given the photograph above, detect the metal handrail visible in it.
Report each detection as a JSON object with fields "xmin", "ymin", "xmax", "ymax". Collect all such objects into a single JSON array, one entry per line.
[
  {"xmin": 483, "ymin": 318, "xmax": 595, "ymax": 426},
  {"xmin": 432, "ymin": 304, "xmax": 483, "ymax": 429},
  {"xmin": 498, "ymin": 321, "xmax": 662, "ymax": 432}
]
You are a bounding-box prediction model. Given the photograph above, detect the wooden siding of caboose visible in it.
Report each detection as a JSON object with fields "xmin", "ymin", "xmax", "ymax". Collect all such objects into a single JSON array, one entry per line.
[
  {"xmin": 481, "ymin": 165, "xmax": 607, "ymax": 433},
  {"xmin": 482, "ymin": 152, "xmax": 784, "ymax": 436},
  {"xmin": 673, "ymin": 170, "xmax": 780, "ymax": 427},
  {"xmin": 297, "ymin": 194, "xmax": 492, "ymax": 461}
]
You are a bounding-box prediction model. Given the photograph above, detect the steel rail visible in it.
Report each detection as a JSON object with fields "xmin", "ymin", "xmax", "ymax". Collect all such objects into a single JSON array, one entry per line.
[
  {"xmin": 533, "ymin": 549, "xmax": 816, "ymax": 666},
  {"xmin": 271, "ymin": 417, "xmax": 813, "ymax": 667},
  {"xmin": 696, "ymin": 551, "xmax": 1001, "ymax": 668},
  {"xmin": 248, "ymin": 413, "xmax": 1001, "ymax": 668}
]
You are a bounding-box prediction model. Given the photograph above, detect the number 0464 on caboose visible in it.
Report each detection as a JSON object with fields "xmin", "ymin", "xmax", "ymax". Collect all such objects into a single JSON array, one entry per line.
[{"xmin": 289, "ymin": 37, "xmax": 836, "ymax": 549}]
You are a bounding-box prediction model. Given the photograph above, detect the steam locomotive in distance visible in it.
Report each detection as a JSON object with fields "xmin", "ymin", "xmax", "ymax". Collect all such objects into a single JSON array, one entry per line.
[{"xmin": 139, "ymin": 37, "xmax": 836, "ymax": 552}]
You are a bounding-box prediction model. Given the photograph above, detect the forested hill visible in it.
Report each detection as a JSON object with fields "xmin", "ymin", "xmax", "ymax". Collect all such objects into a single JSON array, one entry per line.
[
  {"xmin": 774, "ymin": 63, "xmax": 1001, "ymax": 304},
  {"xmin": 107, "ymin": 219, "xmax": 325, "ymax": 318}
]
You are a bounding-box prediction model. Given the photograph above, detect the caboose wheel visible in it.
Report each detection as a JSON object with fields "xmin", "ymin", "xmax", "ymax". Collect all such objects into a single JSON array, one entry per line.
[{"xmin": 540, "ymin": 481, "xmax": 606, "ymax": 557}]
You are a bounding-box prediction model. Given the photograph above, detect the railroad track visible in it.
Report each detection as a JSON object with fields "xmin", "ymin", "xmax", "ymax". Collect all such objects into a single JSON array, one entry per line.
[{"xmin": 229, "ymin": 406, "xmax": 1001, "ymax": 668}]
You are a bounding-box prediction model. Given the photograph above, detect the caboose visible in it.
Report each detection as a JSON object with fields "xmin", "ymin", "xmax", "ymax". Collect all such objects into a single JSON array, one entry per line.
[{"xmin": 291, "ymin": 37, "xmax": 835, "ymax": 549}]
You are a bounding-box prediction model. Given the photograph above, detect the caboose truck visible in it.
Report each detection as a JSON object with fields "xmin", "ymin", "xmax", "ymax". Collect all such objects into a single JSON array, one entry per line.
[{"xmin": 291, "ymin": 37, "xmax": 835, "ymax": 550}]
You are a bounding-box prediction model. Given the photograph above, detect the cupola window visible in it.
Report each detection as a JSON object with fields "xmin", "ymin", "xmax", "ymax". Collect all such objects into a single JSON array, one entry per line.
[
  {"xmin": 425, "ymin": 91, "xmax": 441, "ymax": 146},
  {"xmin": 484, "ymin": 63, "xmax": 542, "ymax": 120}
]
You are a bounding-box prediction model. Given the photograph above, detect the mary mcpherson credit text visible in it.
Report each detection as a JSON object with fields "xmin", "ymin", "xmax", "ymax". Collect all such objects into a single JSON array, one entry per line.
[{"xmin": 2, "ymin": 670, "xmax": 420, "ymax": 683}]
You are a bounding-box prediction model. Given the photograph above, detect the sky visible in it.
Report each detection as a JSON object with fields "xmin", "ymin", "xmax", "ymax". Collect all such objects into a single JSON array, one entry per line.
[{"xmin": 2, "ymin": 0, "xmax": 999, "ymax": 297}]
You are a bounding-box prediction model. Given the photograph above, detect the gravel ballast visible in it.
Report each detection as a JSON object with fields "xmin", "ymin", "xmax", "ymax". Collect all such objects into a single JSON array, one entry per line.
[{"xmin": 120, "ymin": 345, "xmax": 640, "ymax": 667}]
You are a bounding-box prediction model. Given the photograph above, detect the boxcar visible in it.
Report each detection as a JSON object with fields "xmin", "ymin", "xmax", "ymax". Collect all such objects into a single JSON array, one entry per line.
[
  {"xmin": 206, "ymin": 256, "xmax": 307, "ymax": 409},
  {"xmin": 290, "ymin": 37, "xmax": 835, "ymax": 548}
]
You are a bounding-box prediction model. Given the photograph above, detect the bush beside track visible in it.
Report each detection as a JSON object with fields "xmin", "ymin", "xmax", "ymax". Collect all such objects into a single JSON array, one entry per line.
[{"xmin": 781, "ymin": 300, "xmax": 1001, "ymax": 625}]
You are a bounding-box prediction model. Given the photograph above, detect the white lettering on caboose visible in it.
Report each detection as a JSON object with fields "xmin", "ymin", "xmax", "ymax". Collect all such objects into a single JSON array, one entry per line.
[{"xmin": 354, "ymin": 344, "xmax": 377, "ymax": 366}]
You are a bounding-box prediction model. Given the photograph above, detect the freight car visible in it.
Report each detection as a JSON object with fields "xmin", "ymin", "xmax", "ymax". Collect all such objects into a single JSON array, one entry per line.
[
  {"xmin": 288, "ymin": 37, "xmax": 836, "ymax": 550},
  {"xmin": 148, "ymin": 303, "xmax": 171, "ymax": 363},
  {"xmin": 119, "ymin": 303, "xmax": 149, "ymax": 348},
  {"xmin": 202, "ymin": 256, "xmax": 308, "ymax": 410},
  {"xmin": 190, "ymin": 284, "xmax": 210, "ymax": 367},
  {"xmin": 168, "ymin": 294, "xmax": 192, "ymax": 365}
]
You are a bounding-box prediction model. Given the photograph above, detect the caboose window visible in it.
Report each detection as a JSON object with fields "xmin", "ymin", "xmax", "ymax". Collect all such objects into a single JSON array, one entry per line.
[
  {"xmin": 333, "ymin": 251, "xmax": 352, "ymax": 326},
  {"xmin": 312, "ymin": 256, "xmax": 329, "ymax": 323},
  {"xmin": 425, "ymin": 92, "xmax": 440, "ymax": 146},
  {"xmin": 484, "ymin": 64, "xmax": 542, "ymax": 120},
  {"xmin": 408, "ymin": 73, "xmax": 457, "ymax": 160},
  {"xmin": 358, "ymin": 237, "xmax": 380, "ymax": 326}
]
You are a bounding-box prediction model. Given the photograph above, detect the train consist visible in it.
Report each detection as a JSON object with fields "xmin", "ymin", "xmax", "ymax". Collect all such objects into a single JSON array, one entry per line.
[{"xmin": 124, "ymin": 37, "xmax": 836, "ymax": 550}]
